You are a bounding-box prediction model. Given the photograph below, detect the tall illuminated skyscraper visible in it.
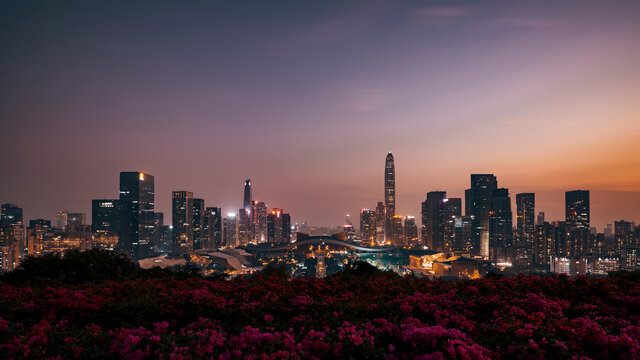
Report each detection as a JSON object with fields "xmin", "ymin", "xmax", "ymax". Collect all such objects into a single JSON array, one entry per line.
[
  {"xmin": 465, "ymin": 174, "xmax": 497, "ymax": 258},
  {"xmin": 172, "ymin": 191, "xmax": 194, "ymax": 254},
  {"xmin": 565, "ymin": 190, "xmax": 590, "ymax": 229},
  {"xmin": 243, "ymin": 179, "xmax": 252, "ymax": 213},
  {"xmin": 119, "ymin": 172, "xmax": 155, "ymax": 259},
  {"xmin": 192, "ymin": 198, "xmax": 204, "ymax": 250},
  {"xmin": 516, "ymin": 193, "xmax": 535, "ymax": 248},
  {"xmin": 384, "ymin": 152, "xmax": 395, "ymax": 241}
]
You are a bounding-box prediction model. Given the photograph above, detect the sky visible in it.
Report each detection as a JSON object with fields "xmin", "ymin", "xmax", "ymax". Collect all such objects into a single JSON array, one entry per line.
[{"xmin": 1, "ymin": 0, "xmax": 639, "ymax": 230}]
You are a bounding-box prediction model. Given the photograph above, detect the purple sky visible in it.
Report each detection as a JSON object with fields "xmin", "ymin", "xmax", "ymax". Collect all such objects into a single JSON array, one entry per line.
[{"xmin": 1, "ymin": 0, "xmax": 640, "ymax": 230}]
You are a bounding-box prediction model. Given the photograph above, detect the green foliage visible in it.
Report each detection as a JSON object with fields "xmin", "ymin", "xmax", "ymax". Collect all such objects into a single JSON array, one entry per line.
[
  {"xmin": 1, "ymin": 249, "xmax": 140, "ymax": 284},
  {"xmin": 335, "ymin": 260, "xmax": 398, "ymax": 278},
  {"xmin": 260, "ymin": 263, "xmax": 290, "ymax": 279}
]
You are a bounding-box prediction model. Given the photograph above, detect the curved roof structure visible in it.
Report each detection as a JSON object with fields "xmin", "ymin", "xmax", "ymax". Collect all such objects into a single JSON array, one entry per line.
[{"xmin": 243, "ymin": 235, "xmax": 398, "ymax": 253}]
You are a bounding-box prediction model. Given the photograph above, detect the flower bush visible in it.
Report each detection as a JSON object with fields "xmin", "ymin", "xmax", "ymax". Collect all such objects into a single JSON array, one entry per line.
[{"xmin": 1, "ymin": 267, "xmax": 640, "ymax": 359}]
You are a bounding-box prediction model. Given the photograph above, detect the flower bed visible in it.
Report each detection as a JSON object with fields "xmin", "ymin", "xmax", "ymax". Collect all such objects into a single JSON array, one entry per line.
[{"xmin": 1, "ymin": 273, "xmax": 639, "ymax": 359}]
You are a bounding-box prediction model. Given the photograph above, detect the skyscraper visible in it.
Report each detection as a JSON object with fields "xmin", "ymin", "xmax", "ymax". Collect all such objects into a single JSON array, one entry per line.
[
  {"xmin": 375, "ymin": 202, "xmax": 385, "ymax": 243},
  {"xmin": 1, "ymin": 203, "xmax": 23, "ymax": 225},
  {"xmin": 67, "ymin": 213, "xmax": 86, "ymax": 226},
  {"xmin": 92, "ymin": 199, "xmax": 121, "ymax": 234},
  {"xmin": 384, "ymin": 152, "xmax": 395, "ymax": 242},
  {"xmin": 422, "ymin": 193, "xmax": 460, "ymax": 252},
  {"xmin": 516, "ymin": 193, "xmax": 535, "ymax": 250},
  {"xmin": 172, "ymin": 191, "xmax": 194, "ymax": 254},
  {"xmin": 489, "ymin": 188, "xmax": 513, "ymax": 263},
  {"xmin": 223, "ymin": 213, "xmax": 237, "ymax": 247},
  {"xmin": 237, "ymin": 208, "xmax": 251, "ymax": 246},
  {"xmin": 465, "ymin": 174, "xmax": 497, "ymax": 258},
  {"xmin": 192, "ymin": 198, "xmax": 205, "ymax": 250},
  {"xmin": 565, "ymin": 190, "xmax": 590, "ymax": 229},
  {"xmin": 253, "ymin": 201, "xmax": 268, "ymax": 243},
  {"xmin": 119, "ymin": 172, "xmax": 155, "ymax": 259},
  {"xmin": 267, "ymin": 208, "xmax": 290, "ymax": 243},
  {"xmin": 243, "ymin": 179, "xmax": 252, "ymax": 213},
  {"xmin": 56, "ymin": 211, "xmax": 69, "ymax": 229},
  {"xmin": 422, "ymin": 191, "xmax": 446, "ymax": 251},
  {"xmin": 404, "ymin": 216, "xmax": 418, "ymax": 247},
  {"xmin": 360, "ymin": 209, "xmax": 376, "ymax": 245},
  {"xmin": 203, "ymin": 207, "xmax": 222, "ymax": 249}
]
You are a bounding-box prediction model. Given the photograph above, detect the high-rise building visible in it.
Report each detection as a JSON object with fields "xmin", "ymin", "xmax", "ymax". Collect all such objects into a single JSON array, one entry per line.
[
  {"xmin": 119, "ymin": 172, "xmax": 155, "ymax": 259},
  {"xmin": 537, "ymin": 212, "xmax": 545, "ymax": 226},
  {"xmin": 253, "ymin": 201, "xmax": 268, "ymax": 243},
  {"xmin": 516, "ymin": 193, "xmax": 535, "ymax": 247},
  {"xmin": 489, "ymin": 188, "xmax": 513, "ymax": 263},
  {"xmin": 172, "ymin": 191, "xmax": 194, "ymax": 254},
  {"xmin": 404, "ymin": 216, "xmax": 418, "ymax": 247},
  {"xmin": 223, "ymin": 214, "xmax": 237, "ymax": 248},
  {"xmin": 465, "ymin": 174, "xmax": 498, "ymax": 258},
  {"xmin": 1, "ymin": 203, "xmax": 23, "ymax": 225},
  {"xmin": 565, "ymin": 190, "xmax": 590, "ymax": 229},
  {"xmin": 56, "ymin": 211, "xmax": 69, "ymax": 229},
  {"xmin": 391, "ymin": 215, "xmax": 404, "ymax": 246},
  {"xmin": 203, "ymin": 207, "xmax": 222, "ymax": 249},
  {"xmin": 422, "ymin": 191, "xmax": 446, "ymax": 251},
  {"xmin": 92, "ymin": 199, "xmax": 121, "ymax": 234},
  {"xmin": 27, "ymin": 219, "xmax": 51, "ymax": 256},
  {"xmin": 450, "ymin": 216, "xmax": 475, "ymax": 256},
  {"xmin": 360, "ymin": 209, "xmax": 376, "ymax": 245},
  {"xmin": 237, "ymin": 208, "xmax": 251, "ymax": 246},
  {"xmin": 375, "ymin": 202, "xmax": 385, "ymax": 243},
  {"xmin": 192, "ymin": 198, "xmax": 205, "ymax": 250},
  {"xmin": 343, "ymin": 224, "xmax": 357, "ymax": 242},
  {"xmin": 267, "ymin": 208, "xmax": 290, "ymax": 243},
  {"xmin": 384, "ymin": 153, "xmax": 395, "ymax": 242},
  {"xmin": 67, "ymin": 213, "xmax": 86, "ymax": 226},
  {"xmin": 243, "ymin": 179, "xmax": 252, "ymax": 213}
]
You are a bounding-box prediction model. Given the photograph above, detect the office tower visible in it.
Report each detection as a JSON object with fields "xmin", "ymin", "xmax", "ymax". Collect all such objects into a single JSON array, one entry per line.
[
  {"xmin": 489, "ymin": 188, "xmax": 513, "ymax": 263},
  {"xmin": 243, "ymin": 179, "xmax": 252, "ymax": 213},
  {"xmin": 344, "ymin": 224, "xmax": 356, "ymax": 242},
  {"xmin": 534, "ymin": 222, "xmax": 555, "ymax": 266},
  {"xmin": 282, "ymin": 213, "xmax": 291, "ymax": 243},
  {"xmin": 565, "ymin": 190, "xmax": 590, "ymax": 229},
  {"xmin": 422, "ymin": 191, "xmax": 446, "ymax": 251},
  {"xmin": 1, "ymin": 203, "xmax": 23, "ymax": 225},
  {"xmin": 203, "ymin": 207, "xmax": 222, "ymax": 249},
  {"xmin": 237, "ymin": 208, "xmax": 251, "ymax": 246},
  {"xmin": 192, "ymin": 198, "xmax": 204, "ymax": 250},
  {"xmin": 537, "ymin": 212, "xmax": 545, "ymax": 226},
  {"xmin": 26, "ymin": 219, "xmax": 50, "ymax": 256},
  {"xmin": 360, "ymin": 209, "xmax": 376, "ymax": 245},
  {"xmin": 253, "ymin": 202, "xmax": 268, "ymax": 243},
  {"xmin": 64, "ymin": 224, "xmax": 93, "ymax": 251},
  {"xmin": 267, "ymin": 208, "xmax": 290, "ymax": 243},
  {"xmin": 67, "ymin": 213, "xmax": 86, "ymax": 226},
  {"xmin": 449, "ymin": 216, "xmax": 475, "ymax": 256},
  {"xmin": 92, "ymin": 200, "xmax": 121, "ymax": 233},
  {"xmin": 404, "ymin": 216, "xmax": 418, "ymax": 247},
  {"xmin": 119, "ymin": 172, "xmax": 155, "ymax": 259},
  {"xmin": 516, "ymin": 193, "xmax": 535, "ymax": 247},
  {"xmin": 615, "ymin": 220, "xmax": 635, "ymax": 253},
  {"xmin": 384, "ymin": 153, "xmax": 395, "ymax": 241},
  {"xmin": 391, "ymin": 215, "xmax": 404, "ymax": 246},
  {"xmin": 223, "ymin": 214, "xmax": 237, "ymax": 248},
  {"xmin": 0, "ymin": 222, "xmax": 17, "ymax": 271},
  {"xmin": 92, "ymin": 199, "xmax": 122, "ymax": 250},
  {"xmin": 172, "ymin": 191, "xmax": 194, "ymax": 254},
  {"xmin": 442, "ymin": 198, "xmax": 462, "ymax": 254},
  {"xmin": 465, "ymin": 174, "xmax": 498, "ymax": 258},
  {"xmin": 56, "ymin": 211, "xmax": 69, "ymax": 229},
  {"xmin": 375, "ymin": 202, "xmax": 385, "ymax": 243}
]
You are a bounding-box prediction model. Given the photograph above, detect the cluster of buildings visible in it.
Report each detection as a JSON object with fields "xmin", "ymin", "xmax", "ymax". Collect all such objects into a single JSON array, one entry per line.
[
  {"xmin": 356, "ymin": 169, "xmax": 640, "ymax": 276},
  {"xmin": 1, "ymin": 153, "xmax": 639, "ymax": 277},
  {"xmin": 0, "ymin": 173, "xmax": 293, "ymax": 271}
]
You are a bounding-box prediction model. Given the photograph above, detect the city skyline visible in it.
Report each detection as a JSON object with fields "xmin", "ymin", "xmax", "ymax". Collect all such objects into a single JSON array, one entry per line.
[{"xmin": 1, "ymin": 0, "xmax": 640, "ymax": 229}]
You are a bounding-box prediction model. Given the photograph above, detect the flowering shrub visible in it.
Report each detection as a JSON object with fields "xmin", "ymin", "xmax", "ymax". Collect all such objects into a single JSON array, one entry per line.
[{"xmin": 1, "ymin": 272, "xmax": 640, "ymax": 359}]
